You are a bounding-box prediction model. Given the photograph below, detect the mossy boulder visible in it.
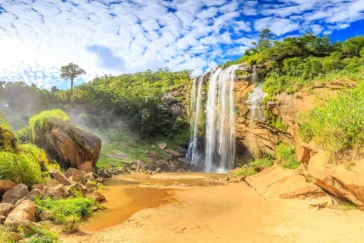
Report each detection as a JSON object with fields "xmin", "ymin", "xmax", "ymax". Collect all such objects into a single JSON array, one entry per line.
[{"xmin": 29, "ymin": 110, "xmax": 101, "ymax": 172}]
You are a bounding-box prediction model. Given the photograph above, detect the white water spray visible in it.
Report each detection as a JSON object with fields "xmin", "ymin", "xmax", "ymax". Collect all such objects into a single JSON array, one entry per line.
[{"xmin": 246, "ymin": 83, "xmax": 267, "ymax": 121}]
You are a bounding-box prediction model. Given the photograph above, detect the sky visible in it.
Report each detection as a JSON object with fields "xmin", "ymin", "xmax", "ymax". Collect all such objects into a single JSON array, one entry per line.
[{"xmin": 0, "ymin": 0, "xmax": 364, "ymax": 90}]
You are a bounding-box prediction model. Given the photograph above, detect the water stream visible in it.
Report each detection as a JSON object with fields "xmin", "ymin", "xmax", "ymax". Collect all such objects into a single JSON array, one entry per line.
[{"xmin": 80, "ymin": 173, "xmax": 224, "ymax": 232}]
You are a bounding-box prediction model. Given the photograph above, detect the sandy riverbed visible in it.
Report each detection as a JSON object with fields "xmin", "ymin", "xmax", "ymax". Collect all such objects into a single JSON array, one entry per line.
[{"xmin": 62, "ymin": 174, "xmax": 364, "ymax": 243}]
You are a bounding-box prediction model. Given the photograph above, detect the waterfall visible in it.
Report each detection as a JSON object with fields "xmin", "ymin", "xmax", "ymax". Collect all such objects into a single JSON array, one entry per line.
[
  {"xmin": 246, "ymin": 83, "xmax": 267, "ymax": 121},
  {"xmin": 186, "ymin": 75, "xmax": 204, "ymax": 165},
  {"xmin": 205, "ymin": 65, "xmax": 238, "ymax": 172}
]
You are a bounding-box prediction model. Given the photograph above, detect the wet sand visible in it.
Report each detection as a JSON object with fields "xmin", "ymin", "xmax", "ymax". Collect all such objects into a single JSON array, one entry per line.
[{"xmin": 63, "ymin": 174, "xmax": 364, "ymax": 243}]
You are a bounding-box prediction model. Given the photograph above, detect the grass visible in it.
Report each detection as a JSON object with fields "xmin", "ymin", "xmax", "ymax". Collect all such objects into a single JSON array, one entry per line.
[
  {"xmin": 0, "ymin": 225, "xmax": 16, "ymax": 243},
  {"xmin": 342, "ymin": 202, "xmax": 358, "ymax": 211},
  {"xmin": 233, "ymin": 157, "xmax": 274, "ymax": 177},
  {"xmin": 35, "ymin": 197, "xmax": 97, "ymax": 232},
  {"xmin": 276, "ymin": 143, "xmax": 301, "ymax": 169},
  {"xmin": 22, "ymin": 225, "xmax": 59, "ymax": 243},
  {"xmin": 299, "ymin": 82, "xmax": 364, "ymax": 162}
]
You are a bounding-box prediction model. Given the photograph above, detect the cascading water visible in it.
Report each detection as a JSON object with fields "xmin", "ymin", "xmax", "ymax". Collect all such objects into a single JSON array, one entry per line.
[
  {"xmin": 246, "ymin": 83, "xmax": 267, "ymax": 121},
  {"xmin": 205, "ymin": 65, "xmax": 238, "ymax": 172},
  {"xmin": 186, "ymin": 75, "xmax": 205, "ymax": 166}
]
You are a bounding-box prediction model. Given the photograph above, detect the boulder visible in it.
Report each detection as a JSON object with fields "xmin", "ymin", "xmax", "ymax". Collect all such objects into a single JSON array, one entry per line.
[
  {"xmin": 177, "ymin": 158, "xmax": 190, "ymax": 164},
  {"xmin": 307, "ymin": 150, "xmax": 364, "ymax": 208},
  {"xmin": 0, "ymin": 180, "xmax": 16, "ymax": 195},
  {"xmin": 176, "ymin": 146, "xmax": 188, "ymax": 154},
  {"xmin": 5, "ymin": 200, "xmax": 36, "ymax": 228},
  {"xmin": 49, "ymin": 169, "xmax": 71, "ymax": 186},
  {"xmin": 86, "ymin": 181, "xmax": 97, "ymax": 193},
  {"xmin": 42, "ymin": 182, "xmax": 69, "ymax": 199},
  {"xmin": 39, "ymin": 211, "xmax": 52, "ymax": 221},
  {"xmin": 158, "ymin": 143, "xmax": 167, "ymax": 150},
  {"xmin": 136, "ymin": 160, "xmax": 145, "ymax": 171},
  {"xmin": 66, "ymin": 168, "xmax": 85, "ymax": 182},
  {"xmin": 164, "ymin": 149, "xmax": 182, "ymax": 158},
  {"xmin": 29, "ymin": 189, "xmax": 42, "ymax": 200},
  {"xmin": 88, "ymin": 192, "xmax": 106, "ymax": 203},
  {"xmin": 67, "ymin": 183, "xmax": 86, "ymax": 197},
  {"xmin": 41, "ymin": 121, "xmax": 101, "ymax": 172},
  {"xmin": 245, "ymin": 165, "xmax": 325, "ymax": 199},
  {"xmin": 31, "ymin": 184, "xmax": 44, "ymax": 191},
  {"xmin": 146, "ymin": 151, "xmax": 161, "ymax": 160},
  {"xmin": 0, "ymin": 215, "xmax": 5, "ymax": 223},
  {"xmin": 2, "ymin": 184, "xmax": 29, "ymax": 204},
  {"xmin": 0, "ymin": 203, "xmax": 15, "ymax": 216}
]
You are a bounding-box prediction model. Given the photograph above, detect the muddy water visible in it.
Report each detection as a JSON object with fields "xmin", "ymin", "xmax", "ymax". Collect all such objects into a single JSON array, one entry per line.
[{"xmin": 80, "ymin": 173, "xmax": 225, "ymax": 232}]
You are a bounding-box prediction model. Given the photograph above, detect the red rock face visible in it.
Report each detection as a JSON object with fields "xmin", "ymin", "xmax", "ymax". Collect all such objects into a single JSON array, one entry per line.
[{"xmin": 44, "ymin": 124, "xmax": 101, "ymax": 172}]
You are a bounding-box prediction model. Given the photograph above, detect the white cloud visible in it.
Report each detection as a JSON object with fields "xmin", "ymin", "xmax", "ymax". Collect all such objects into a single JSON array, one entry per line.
[
  {"xmin": 0, "ymin": 0, "xmax": 363, "ymax": 89},
  {"xmin": 254, "ymin": 17, "xmax": 300, "ymax": 36}
]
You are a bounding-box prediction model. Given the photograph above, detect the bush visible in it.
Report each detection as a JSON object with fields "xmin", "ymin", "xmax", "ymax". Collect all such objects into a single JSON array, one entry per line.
[
  {"xmin": 35, "ymin": 197, "xmax": 96, "ymax": 232},
  {"xmin": 299, "ymin": 83, "xmax": 364, "ymax": 161},
  {"xmin": 276, "ymin": 144, "xmax": 300, "ymax": 169},
  {"xmin": 17, "ymin": 126, "xmax": 32, "ymax": 144},
  {"xmin": 0, "ymin": 113, "xmax": 17, "ymax": 152}
]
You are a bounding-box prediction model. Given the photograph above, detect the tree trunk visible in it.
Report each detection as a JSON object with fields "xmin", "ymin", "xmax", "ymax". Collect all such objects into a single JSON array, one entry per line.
[{"xmin": 71, "ymin": 78, "xmax": 74, "ymax": 96}]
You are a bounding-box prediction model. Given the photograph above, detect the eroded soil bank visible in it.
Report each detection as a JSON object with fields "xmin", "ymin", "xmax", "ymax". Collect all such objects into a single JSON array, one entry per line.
[{"xmin": 63, "ymin": 174, "xmax": 364, "ymax": 243}]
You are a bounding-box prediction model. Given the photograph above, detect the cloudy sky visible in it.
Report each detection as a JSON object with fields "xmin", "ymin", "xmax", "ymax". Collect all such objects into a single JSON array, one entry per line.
[{"xmin": 0, "ymin": 0, "xmax": 364, "ymax": 89}]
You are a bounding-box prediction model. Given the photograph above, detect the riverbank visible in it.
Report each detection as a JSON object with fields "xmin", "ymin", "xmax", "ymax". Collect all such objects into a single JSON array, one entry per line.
[{"xmin": 62, "ymin": 176, "xmax": 364, "ymax": 243}]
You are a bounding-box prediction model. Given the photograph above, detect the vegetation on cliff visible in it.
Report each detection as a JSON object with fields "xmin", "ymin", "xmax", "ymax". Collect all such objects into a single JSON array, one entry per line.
[
  {"xmin": 235, "ymin": 29, "xmax": 364, "ymax": 95},
  {"xmin": 300, "ymin": 83, "xmax": 364, "ymax": 161}
]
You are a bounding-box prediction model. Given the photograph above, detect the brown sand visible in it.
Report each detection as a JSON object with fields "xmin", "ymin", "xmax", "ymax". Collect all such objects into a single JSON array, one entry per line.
[{"xmin": 62, "ymin": 181, "xmax": 364, "ymax": 243}]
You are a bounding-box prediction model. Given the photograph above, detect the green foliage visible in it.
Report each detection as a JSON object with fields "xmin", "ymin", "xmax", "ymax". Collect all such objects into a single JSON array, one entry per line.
[
  {"xmin": 0, "ymin": 225, "xmax": 16, "ymax": 243},
  {"xmin": 29, "ymin": 110, "xmax": 70, "ymax": 146},
  {"xmin": 0, "ymin": 149, "xmax": 44, "ymax": 186},
  {"xmin": 276, "ymin": 144, "xmax": 300, "ymax": 169},
  {"xmin": 233, "ymin": 156, "xmax": 274, "ymax": 177},
  {"xmin": 60, "ymin": 63, "xmax": 86, "ymax": 96},
  {"xmin": 0, "ymin": 113, "xmax": 17, "ymax": 152},
  {"xmin": 17, "ymin": 126, "xmax": 32, "ymax": 144},
  {"xmin": 35, "ymin": 197, "xmax": 96, "ymax": 232},
  {"xmin": 299, "ymin": 83, "xmax": 364, "ymax": 161},
  {"xmin": 264, "ymin": 110, "xmax": 288, "ymax": 132}
]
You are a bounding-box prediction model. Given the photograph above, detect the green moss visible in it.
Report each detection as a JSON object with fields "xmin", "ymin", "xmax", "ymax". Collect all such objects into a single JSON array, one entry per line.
[{"xmin": 29, "ymin": 110, "xmax": 70, "ymax": 146}]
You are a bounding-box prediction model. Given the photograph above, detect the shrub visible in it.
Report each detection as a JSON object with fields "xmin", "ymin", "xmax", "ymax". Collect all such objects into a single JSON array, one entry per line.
[
  {"xmin": 35, "ymin": 197, "xmax": 96, "ymax": 232},
  {"xmin": 276, "ymin": 144, "xmax": 300, "ymax": 169},
  {"xmin": 17, "ymin": 126, "xmax": 32, "ymax": 144},
  {"xmin": 299, "ymin": 83, "xmax": 364, "ymax": 161},
  {"xmin": 22, "ymin": 225, "xmax": 59, "ymax": 243},
  {"xmin": 0, "ymin": 113, "xmax": 17, "ymax": 152}
]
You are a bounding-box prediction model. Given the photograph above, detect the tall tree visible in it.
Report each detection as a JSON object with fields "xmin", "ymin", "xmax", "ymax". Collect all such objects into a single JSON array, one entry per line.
[{"xmin": 60, "ymin": 63, "xmax": 86, "ymax": 96}]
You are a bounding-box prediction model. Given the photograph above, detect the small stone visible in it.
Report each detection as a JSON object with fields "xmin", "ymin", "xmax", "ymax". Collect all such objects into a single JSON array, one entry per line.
[
  {"xmin": 0, "ymin": 203, "xmax": 15, "ymax": 217},
  {"xmin": 5, "ymin": 200, "xmax": 36, "ymax": 228},
  {"xmin": 49, "ymin": 169, "xmax": 72, "ymax": 186},
  {"xmin": 42, "ymin": 182, "xmax": 69, "ymax": 199},
  {"xmin": 0, "ymin": 180, "xmax": 16, "ymax": 195},
  {"xmin": 29, "ymin": 189, "xmax": 42, "ymax": 201},
  {"xmin": 158, "ymin": 143, "xmax": 167, "ymax": 150},
  {"xmin": 2, "ymin": 184, "xmax": 29, "ymax": 205}
]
